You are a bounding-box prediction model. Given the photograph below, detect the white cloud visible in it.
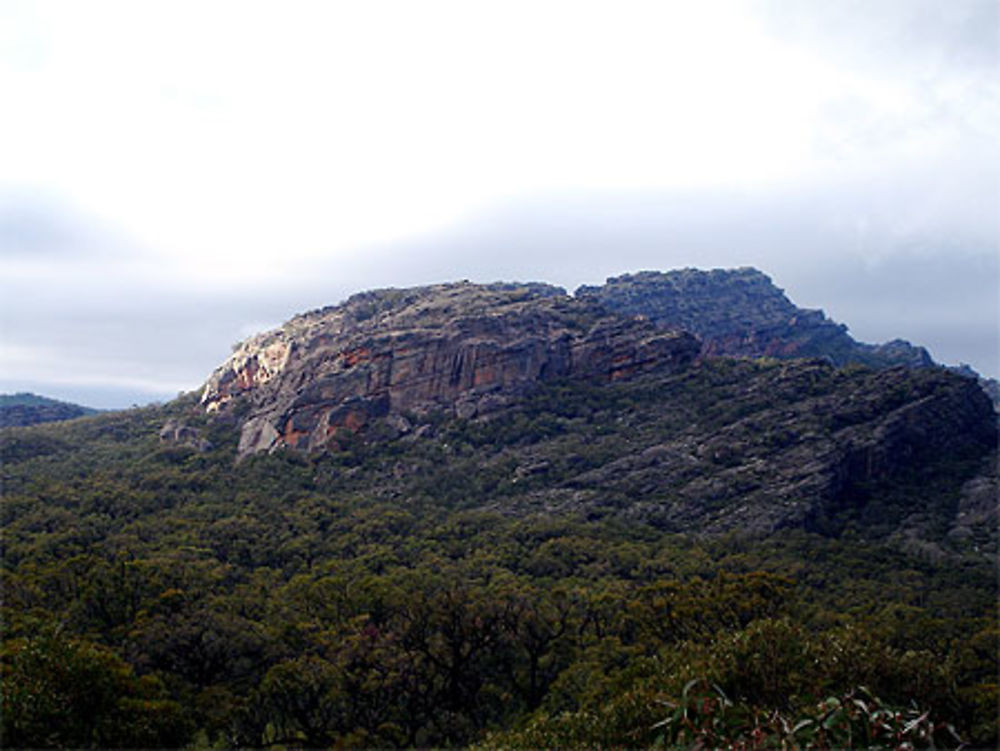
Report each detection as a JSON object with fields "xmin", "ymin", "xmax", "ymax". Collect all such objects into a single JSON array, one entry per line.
[
  {"xmin": 1, "ymin": 0, "xmax": 997, "ymax": 403},
  {"xmin": 10, "ymin": 0, "xmax": 992, "ymax": 282},
  {"xmin": 0, "ymin": 341, "xmax": 192, "ymax": 397}
]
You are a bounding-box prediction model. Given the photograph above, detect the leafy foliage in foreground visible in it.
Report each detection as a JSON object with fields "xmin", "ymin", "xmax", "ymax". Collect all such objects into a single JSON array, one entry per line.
[
  {"xmin": 478, "ymin": 618, "xmax": 995, "ymax": 750},
  {"xmin": 1, "ymin": 366, "xmax": 997, "ymax": 749},
  {"xmin": 487, "ymin": 679, "xmax": 966, "ymax": 750}
]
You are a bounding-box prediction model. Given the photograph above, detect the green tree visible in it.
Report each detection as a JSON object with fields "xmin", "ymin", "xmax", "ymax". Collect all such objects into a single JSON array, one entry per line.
[{"xmin": 1, "ymin": 625, "xmax": 189, "ymax": 749}]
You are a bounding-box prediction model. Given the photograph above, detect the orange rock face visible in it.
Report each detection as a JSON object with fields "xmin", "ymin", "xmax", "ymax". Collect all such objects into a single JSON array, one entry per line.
[{"xmin": 202, "ymin": 282, "xmax": 701, "ymax": 458}]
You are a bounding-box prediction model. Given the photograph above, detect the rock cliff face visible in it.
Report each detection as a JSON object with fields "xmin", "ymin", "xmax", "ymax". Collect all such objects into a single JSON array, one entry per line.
[
  {"xmin": 577, "ymin": 268, "xmax": 934, "ymax": 368},
  {"xmin": 202, "ymin": 282, "xmax": 700, "ymax": 458},
  {"xmin": 188, "ymin": 271, "xmax": 998, "ymax": 539},
  {"xmin": 463, "ymin": 357, "xmax": 997, "ymax": 536}
]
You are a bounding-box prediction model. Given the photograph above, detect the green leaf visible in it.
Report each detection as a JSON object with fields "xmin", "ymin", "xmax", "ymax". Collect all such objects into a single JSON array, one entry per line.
[{"xmin": 822, "ymin": 708, "xmax": 845, "ymax": 730}]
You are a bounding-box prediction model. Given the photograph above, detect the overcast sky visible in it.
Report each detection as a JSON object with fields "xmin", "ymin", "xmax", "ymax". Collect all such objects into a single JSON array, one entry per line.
[{"xmin": 1, "ymin": 0, "xmax": 997, "ymax": 408}]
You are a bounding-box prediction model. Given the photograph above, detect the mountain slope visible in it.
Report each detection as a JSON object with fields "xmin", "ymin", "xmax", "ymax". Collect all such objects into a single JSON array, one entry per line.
[
  {"xmin": 2, "ymin": 355, "xmax": 996, "ymax": 748},
  {"xmin": 188, "ymin": 276, "xmax": 995, "ymax": 538},
  {"xmin": 2, "ymin": 269, "xmax": 997, "ymax": 749}
]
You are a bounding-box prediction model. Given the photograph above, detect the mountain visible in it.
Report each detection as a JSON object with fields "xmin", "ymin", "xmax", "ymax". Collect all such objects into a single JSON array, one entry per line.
[
  {"xmin": 202, "ymin": 282, "xmax": 698, "ymax": 459},
  {"xmin": 0, "ymin": 392, "xmax": 99, "ymax": 428},
  {"xmin": 2, "ymin": 268, "xmax": 997, "ymax": 750},
  {"xmin": 203, "ymin": 271, "xmax": 994, "ymax": 464},
  {"xmin": 195, "ymin": 278, "xmax": 995, "ymax": 537},
  {"xmin": 577, "ymin": 267, "xmax": 935, "ymax": 367},
  {"xmin": 577, "ymin": 267, "xmax": 999, "ymax": 405}
]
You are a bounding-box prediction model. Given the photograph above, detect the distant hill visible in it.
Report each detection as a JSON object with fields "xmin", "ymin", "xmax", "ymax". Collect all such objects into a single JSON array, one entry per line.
[{"xmin": 0, "ymin": 392, "xmax": 99, "ymax": 427}]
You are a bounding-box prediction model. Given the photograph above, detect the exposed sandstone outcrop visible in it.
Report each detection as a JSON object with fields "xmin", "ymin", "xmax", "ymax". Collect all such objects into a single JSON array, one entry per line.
[
  {"xmin": 202, "ymin": 282, "xmax": 700, "ymax": 458},
  {"xmin": 185, "ymin": 272, "xmax": 999, "ymax": 540},
  {"xmin": 159, "ymin": 418, "xmax": 213, "ymax": 453}
]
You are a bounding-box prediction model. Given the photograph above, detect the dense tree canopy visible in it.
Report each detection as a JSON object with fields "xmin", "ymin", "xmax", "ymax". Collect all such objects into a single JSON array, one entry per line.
[{"xmin": 1, "ymin": 365, "xmax": 996, "ymax": 749}]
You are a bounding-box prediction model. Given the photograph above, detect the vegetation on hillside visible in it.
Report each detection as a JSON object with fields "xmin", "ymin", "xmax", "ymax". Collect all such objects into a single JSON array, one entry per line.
[{"xmin": 1, "ymin": 360, "xmax": 996, "ymax": 749}]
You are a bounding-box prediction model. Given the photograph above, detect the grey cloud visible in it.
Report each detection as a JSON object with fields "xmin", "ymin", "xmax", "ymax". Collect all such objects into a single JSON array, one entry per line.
[
  {"xmin": 0, "ymin": 194, "xmax": 125, "ymax": 258},
  {"xmin": 752, "ymin": 0, "xmax": 998, "ymax": 73},
  {"xmin": 785, "ymin": 251, "xmax": 998, "ymax": 370},
  {"xmin": 4, "ymin": 2, "xmax": 995, "ymax": 409},
  {"xmin": 308, "ymin": 186, "xmax": 998, "ymax": 378},
  {"xmin": 3, "ymin": 184, "xmax": 996, "ymax": 411},
  {"xmin": 893, "ymin": 0, "xmax": 998, "ymax": 69},
  {"xmin": 0, "ymin": 257, "xmax": 314, "ymax": 407}
]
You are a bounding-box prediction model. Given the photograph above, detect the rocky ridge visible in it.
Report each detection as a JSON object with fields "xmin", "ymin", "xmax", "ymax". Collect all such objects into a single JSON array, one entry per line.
[
  {"xmin": 202, "ymin": 282, "xmax": 699, "ymax": 458},
  {"xmin": 193, "ymin": 272, "xmax": 999, "ymax": 539},
  {"xmin": 576, "ymin": 268, "xmax": 935, "ymax": 368},
  {"xmin": 579, "ymin": 268, "xmax": 1000, "ymax": 407},
  {"xmin": 421, "ymin": 357, "xmax": 996, "ymax": 536}
]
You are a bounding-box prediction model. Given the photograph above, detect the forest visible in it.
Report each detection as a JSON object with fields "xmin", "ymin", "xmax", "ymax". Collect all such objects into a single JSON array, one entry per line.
[{"xmin": 1, "ymin": 360, "xmax": 997, "ymax": 749}]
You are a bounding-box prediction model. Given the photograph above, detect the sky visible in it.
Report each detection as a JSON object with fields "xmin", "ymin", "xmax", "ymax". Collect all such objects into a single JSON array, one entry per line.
[{"xmin": 1, "ymin": 0, "xmax": 997, "ymax": 408}]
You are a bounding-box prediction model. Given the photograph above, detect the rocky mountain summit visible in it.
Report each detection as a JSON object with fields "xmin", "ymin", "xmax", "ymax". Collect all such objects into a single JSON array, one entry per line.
[
  {"xmin": 580, "ymin": 268, "xmax": 999, "ymax": 408},
  {"xmin": 577, "ymin": 268, "xmax": 934, "ymax": 368},
  {"xmin": 193, "ymin": 271, "xmax": 997, "ymax": 539},
  {"xmin": 203, "ymin": 282, "xmax": 699, "ymax": 458},
  {"xmin": 203, "ymin": 269, "xmax": 993, "ymax": 462}
]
